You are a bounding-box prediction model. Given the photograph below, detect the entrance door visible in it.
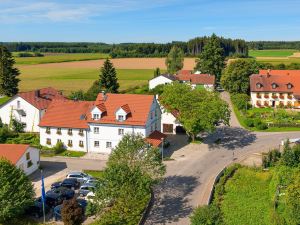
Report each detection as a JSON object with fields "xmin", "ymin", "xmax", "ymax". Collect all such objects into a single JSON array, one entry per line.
[
  {"xmin": 163, "ymin": 124, "xmax": 173, "ymax": 133},
  {"xmin": 272, "ymin": 101, "xmax": 275, "ymax": 107}
]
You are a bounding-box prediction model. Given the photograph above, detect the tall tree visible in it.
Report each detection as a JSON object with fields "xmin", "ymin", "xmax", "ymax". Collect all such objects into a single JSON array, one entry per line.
[
  {"xmin": 195, "ymin": 34, "xmax": 225, "ymax": 81},
  {"xmin": 153, "ymin": 67, "xmax": 161, "ymax": 77},
  {"xmin": 165, "ymin": 46, "xmax": 184, "ymax": 74},
  {"xmin": 0, "ymin": 46, "xmax": 20, "ymax": 96},
  {"xmin": 221, "ymin": 59, "xmax": 258, "ymax": 94},
  {"xmin": 99, "ymin": 59, "xmax": 119, "ymax": 93},
  {"xmin": 0, "ymin": 159, "xmax": 34, "ymax": 222}
]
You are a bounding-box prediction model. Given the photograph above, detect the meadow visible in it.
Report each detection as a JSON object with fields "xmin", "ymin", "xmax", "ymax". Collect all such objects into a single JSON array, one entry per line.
[
  {"xmin": 14, "ymin": 53, "xmax": 109, "ymax": 65},
  {"xmin": 249, "ymin": 49, "xmax": 298, "ymax": 57}
]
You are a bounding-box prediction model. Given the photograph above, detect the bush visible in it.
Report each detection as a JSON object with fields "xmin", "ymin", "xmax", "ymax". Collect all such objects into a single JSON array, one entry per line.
[
  {"xmin": 244, "ymin": 118, "xmax": 254, "ymax": 127},
  {"xmin": 254, "ymin": 119, "xmax": 268, "ymax": 130},
  {"xmin": 0, "ymin": 125, "xmax": 16, "ymax": 143},
  {"xmin": 281, "ymin": 144, "xmax": 300, "ymax": 167},
  {"xmin": 85, "ymin": 202, "xmax": 97, "ymax": 217},
  {"xmin": 262, "ymin": 149, "xmax": 281, "ymax": 168},
  {"xmin": 231, "ymin": 94, "xmax": 251, "ymax": 111},
  {"xmin": 53, "ymin": 142, "xmax": 65, "ymax": 154},
  {"xmin": 12, "ymin": 119, "xmax": 26, "ymax": 133},
  {"xmin": 190, "ymin": 204, "xmax": 222, "ymax": 225},
  {"xmin": 61, "ymin": 198, "xmax": 83, "ymax": 225}
]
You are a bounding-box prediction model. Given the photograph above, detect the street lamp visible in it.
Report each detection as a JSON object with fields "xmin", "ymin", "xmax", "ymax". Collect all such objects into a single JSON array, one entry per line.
[{"xmin": 161, "ymin": 137, "xmax": 164, "ymax": 161}]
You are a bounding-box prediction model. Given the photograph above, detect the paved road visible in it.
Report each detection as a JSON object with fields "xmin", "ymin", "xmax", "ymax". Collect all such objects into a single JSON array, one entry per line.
[{"xmin": 145, "ymin": 92, "xmax": 300, "ymax": 225}]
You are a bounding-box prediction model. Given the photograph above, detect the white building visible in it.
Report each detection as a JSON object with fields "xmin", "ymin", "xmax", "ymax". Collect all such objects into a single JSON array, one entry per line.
[
  {"xmin": 250, "ymin": 70, "xmax": 300, "ymax": 108},
  {"xmin": 39, "ymin": 93, "xmax": 165, "ymax": 154},
  {"xmin": 149, "ymin": 74, "xmax": 177, "ymax": 90},
  {"xmin": 0, "ymin": 87, "xmax": 65, "ymax": 132},
  {"xmin": 0, "ymin": 144, "xmax": 40, "ymax": 175}
]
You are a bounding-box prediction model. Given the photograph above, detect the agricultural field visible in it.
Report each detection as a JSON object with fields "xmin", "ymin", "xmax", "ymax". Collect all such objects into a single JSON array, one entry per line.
[
  {"xmin": 249, "ymin": 49, "xmax": 300, "ymax": 65},
  {"xmin": 249, "ymin": 49, "xmax": 298, "ymax": 57},
  {"xmin": 16, "ymin": 57, "xmax": 195, "ymax": 94},
  {"xmin": 14, "ymin": 53, "xmax": 109, "ymax": 65}
]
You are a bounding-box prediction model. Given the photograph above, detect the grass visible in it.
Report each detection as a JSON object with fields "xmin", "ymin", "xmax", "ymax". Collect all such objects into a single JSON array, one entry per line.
[
  {"xmin": 0, "ymin": 96, "xmax": 11, "ymax": 105},
  {"xmin": 83, "ymin": 170, "xmax": 104, "ymax": 179},
  {"xmin": 17, "ymin": 66, "xmax": 155, "ymax": 94},
  {"xmin": 57, "ymin": 150, "xmax": 86, "ymax": 157},
  {"xmin": 249, "ymin": 49, "xmax": 298, "ymax": 58},
  {"xmin": 220, "ymin": 167, "xmax": 273, "ymax": 225},
  {"xmin": 256, "ymin": 57, "xmax": 300, "ymax": 65},
  {"xmin": 14, "ymin": 53, "xmax": 109, "ymax": 65}
]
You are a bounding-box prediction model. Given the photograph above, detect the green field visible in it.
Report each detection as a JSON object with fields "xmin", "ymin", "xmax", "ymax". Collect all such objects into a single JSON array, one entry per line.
[
  {"xmin": 220, "ymin": 167, "xmax": 272, "ymax": 225},
  {"xmin": 18, "ymin": 66, "xmax": 154, "ymax": 94},
  {"xmin": 14, "ymin": 53, "xmax": 109, "ymax": 65},
  {"xmin": 249, "ymin": 49, "xmax": 298, "ymax": 57}
]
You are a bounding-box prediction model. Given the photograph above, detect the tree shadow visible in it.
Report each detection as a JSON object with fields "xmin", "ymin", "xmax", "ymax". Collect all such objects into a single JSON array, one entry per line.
[
  {"xmin": 203, "ymin": 126, "xmax": 257, "ymax": 151},
  {"xmin": 144, "ymin": 175, "xmax": 199, "ymax": 224},
  {"xmin": 163, "ymin": 134, "xmax": 189, "ymax": 157},
  {"xmin": 29, "ymin": 161, "xmax": 67, "ymax": 182}
]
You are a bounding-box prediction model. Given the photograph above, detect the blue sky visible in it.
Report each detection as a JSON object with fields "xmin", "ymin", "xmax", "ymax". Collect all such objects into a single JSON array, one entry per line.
[{"xmin": 0, "ymin": 0, "xmax": 299, "ymax": 43}]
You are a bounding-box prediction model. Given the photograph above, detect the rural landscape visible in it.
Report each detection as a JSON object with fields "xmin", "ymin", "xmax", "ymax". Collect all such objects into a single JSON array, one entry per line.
[{"xmin": 1, "ymin": 1, "xmax": 300, "ymax": 225}]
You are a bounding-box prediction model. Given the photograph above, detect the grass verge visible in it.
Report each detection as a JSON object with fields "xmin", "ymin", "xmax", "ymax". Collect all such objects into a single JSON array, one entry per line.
[
  {"xmin": 83, "ymin": 170, "xmax": 104, "ymax": 179},
  {"xmin": 0, "ymin": 96, "xmax": 11, "ymax": 105}
]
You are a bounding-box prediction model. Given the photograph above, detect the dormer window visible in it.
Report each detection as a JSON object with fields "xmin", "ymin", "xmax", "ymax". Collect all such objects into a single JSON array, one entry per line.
[
  {"xmin": 287, "ymin": 83, "xmax": 293, "ymax": 89},
  {"xmin": 116, "ymin": 104, "xmax": 130, "ymax": 121},
  {"xmin": 272, "ymin": 83, "xmax": 278, "ymax": 89},
  {"xmin": 256, "ymin": 83, "xmax": 263, "ymax": 89},
  {"xmin": 118, "ymin": 115, "xmax": 124, "ymax": 121},
  {"xmin": 93, "ymin": 114, "xmax": 100, "ymax": 120}
]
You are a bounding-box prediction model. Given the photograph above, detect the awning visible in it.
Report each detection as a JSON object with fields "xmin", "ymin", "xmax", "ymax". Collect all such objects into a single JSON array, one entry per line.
[{"xmin": 146, "ymin": 131, "xmax": 167, "ymax": 147}]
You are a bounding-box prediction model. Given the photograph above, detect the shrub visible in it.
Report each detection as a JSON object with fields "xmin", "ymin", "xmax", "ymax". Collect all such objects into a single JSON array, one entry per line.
[
  {"xmin": 231, "ymin": 94, "xmax": 251, "ymax": 111},
  {"xmin": 85, "ymin": 202, "xmax": 97, "ymax": 217},
  {"xmin": 12, "ymin": 119, "xmax": 26, "ymax": 133},
  {"xmin": 0, "ymin": 125, "xmax": 16, "ymax": 143},
  {"xmin": 190, "ymin": 204, "xmax": 222, "ymax": 225},
  {"xmin": 53, "ymin": 142, "xmax": 65, "ymax": 154},
  {"xmin": 262, "ymin": 149, "xmax": 281, "ymax": 168},
  {"xmin": 61, "ymin": 198, "xmax": 83, "ymax": 225},
  {"xmin": 244, "ymin": 118, "xmax": 254, "ymax": 127},
  {"xmin": 281, "ymin": 144, "xmax": 300, "ymax": 167},
  {"xmin": 254, "ymin": 119, "xmax": 268, "ymax": 130}
]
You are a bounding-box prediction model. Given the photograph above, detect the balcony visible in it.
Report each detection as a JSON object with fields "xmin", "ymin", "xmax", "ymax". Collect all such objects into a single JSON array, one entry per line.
[
  {"xmin": 264, "ymin": 101, "xmax": 269, "ymax": 107},
  {"xmin": 279, "ymin": 94, "xmax": 284, "ymax": 99},
  {"xmin": 256, "ymin": 94, "xmax": 262, "ymax": 99},
  {"xmin": 264, "ymin": 94, "xmax": 269, "ymax": 98},
  {"xmin": 287, "ymin": 95, "xmax": 293, "ymax": 100},
  {"xmin": 271, "ymin": 94, "xmax": 277, "ymax": 99}
]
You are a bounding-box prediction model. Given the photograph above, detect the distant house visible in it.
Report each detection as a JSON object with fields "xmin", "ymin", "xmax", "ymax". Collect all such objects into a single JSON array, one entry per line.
[
  {"xmin": 149, "ymin": 74, "xmax": 177, "ymax": 90},
  {"xmin": 0, "ymin": 144, "xmax": 40, "ymax": 175},
  {"xmin": 250, "ymin": 70, "xmax": 300, "ymax": 108},
  {"xmin": 0, "ymin": 87, "xmax": 65, "ymax": 132},
  {"xmin": 39, "ymin": 93, "xmax": 163, "ymax": 154}
]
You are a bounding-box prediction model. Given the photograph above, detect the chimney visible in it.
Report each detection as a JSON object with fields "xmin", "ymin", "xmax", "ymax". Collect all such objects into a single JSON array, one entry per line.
[
  {"xmin": 35, "ymin": 90, "xmax": 40, "ymax": 97},
  {"xmin": 267, "ymin": 69, "xmax": 271, "ymax": 77},
  {"xmin": 101, "ymin": 91, "xmax": 107, "ymax": 101}
]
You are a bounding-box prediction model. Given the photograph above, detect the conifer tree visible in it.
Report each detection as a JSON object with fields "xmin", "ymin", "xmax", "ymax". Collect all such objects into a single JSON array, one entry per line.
[
  {"xmin": 99, "ymin": 59, "xmax": 119, "ymax": 93},
  {"xmin": 0, "ymin": 46, "xmax": 20, "ymax": 96}
]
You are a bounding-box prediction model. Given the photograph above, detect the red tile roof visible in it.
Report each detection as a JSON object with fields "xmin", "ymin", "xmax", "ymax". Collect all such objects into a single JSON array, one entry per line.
[
  {"xmin": 177, "ymin": 70, "xmax": 192, "ymax": 76},
  {"xmin": 39, "ymin": 93, "xmax": 155, "ymax": 128},
  {"xmin": 0, "ymin": 144, "xmax": 29, "ymax": 165},
  {"xmin": 250, "ymin": 71, "xmax": 300, "ymax": 95},
  {"xmin": 176, "ymin": 74, "xmax": 215, "ymax": 85},
  {"xmin": 120, "ymin": 104, "xmax": 131, "ymax": 114},
  {"xmin": 146, "ymin": 131, "xmax": 167, "ymax": 147},
  {"xmin": 96, "ymin": 103, "xmax": 106, "ymax": 112},
  {"xmin": 259, "ymin": 70, "xmax": 300, "ymax": 76},
  {"xmin": 18, "ymin": 87, "xmax": 65, "ymax": 110}
]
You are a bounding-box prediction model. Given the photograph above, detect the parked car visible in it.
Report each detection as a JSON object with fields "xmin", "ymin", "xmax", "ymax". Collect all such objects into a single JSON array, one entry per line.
[
  {"xmin": 51, "ymin": 181, "xmax": 62, "ymax": 189},
  {"xmin": 36, "ymin": 192, "xmax": 63, "ymax": 208},
  {"xmin": 26, "ymin": 201, "xmax": 50, "ymax": 218},
  {"xmin": 66, "ymin": 172, "xmax": 92, "ymax": 183},
  {"xmin": 85, "ymin": 191, "xmax": 95, "ymax": 202},
  {"xmin": 85, "ymin": 178, "xmax": 98, "ymax": 185},
  {"xmin": 79, "ymin": 183, "xmax": 95, "ymax": 197},
  {"xmin": 61, "ymin": 178, "xmax": 80, "ymax": 190},
  {"xmin": 53, "ymin": 199, "xmax": 88, "ymax": 221},
  {"xmin": 47, "ymin": 186, "xmax": 75, "ymax": 200}
]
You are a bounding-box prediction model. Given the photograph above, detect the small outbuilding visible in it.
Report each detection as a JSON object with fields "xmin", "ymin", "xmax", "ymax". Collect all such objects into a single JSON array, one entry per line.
[{"xmin": 0, "ymin": 144, "xmax": 40, "ymax": 175}]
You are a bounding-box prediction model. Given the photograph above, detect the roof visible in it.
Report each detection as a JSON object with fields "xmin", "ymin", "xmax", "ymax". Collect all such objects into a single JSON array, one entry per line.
[
  {"xmin": 176, "ymin": 74, "xmax": 215, "ymax": 85},
  {"xmin": 0, "ymin": 144, "xmax": 29, "ymax": 164},
  {"xmin": 150, "ymin": 74, "xmax": 177, "ymax": 81},
  {"xmin": 39, "ymin": 100, "xmax": 94, "ymax": 129},
  {"xmin": 177, "ymin": 70, "xmax": 192, "ymax": 76},
  {"xmin": 146, "ymin": 131, "xmax": 167, "ymax": 147},
  {"xmin": 39, "ymin": 93, "xmax": 155, "ymax": 128},
  {"xmin": 259, "ymin": 70, "xmax": 300, "ymax": 76},
  {"xmin": 18, "ymin": 87, "xmax": 65, "ymax": 110},
  {"xmin": 250, "ymin": 71, "xmax": 300, "ymax": 95}
]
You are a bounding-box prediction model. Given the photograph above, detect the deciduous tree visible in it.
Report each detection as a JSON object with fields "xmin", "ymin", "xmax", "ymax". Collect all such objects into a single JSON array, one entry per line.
[
  {"xmin": 99, "ymin": 59, "xmax": 119, "ymax": 93},
  {"xmin": 165, "ymin": 46, "xmax": 184, "ymax": 74},
  {"xmin": 61, "ymin": 198, "xmax": 83, "ymax": 225}
]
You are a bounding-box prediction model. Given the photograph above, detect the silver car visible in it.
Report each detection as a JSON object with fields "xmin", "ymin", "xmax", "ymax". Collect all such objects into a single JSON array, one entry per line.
[
  {"xmin": 79, "ymin": 183, "xmax": 95, "ymax": 197},
  {"xmin": 66, "ymin": 172, "xmax": 92, "ymax": 184}
]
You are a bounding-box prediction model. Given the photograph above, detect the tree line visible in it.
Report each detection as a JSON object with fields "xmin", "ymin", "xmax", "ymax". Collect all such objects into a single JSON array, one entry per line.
[{"xmin": 248, "ymin": 41, "xmax": 300, "ymax": 50}]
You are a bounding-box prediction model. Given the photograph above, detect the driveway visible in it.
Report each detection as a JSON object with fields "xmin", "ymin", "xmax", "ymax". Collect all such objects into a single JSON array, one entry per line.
[
  {"xmin": 145, "ymin": 92, "xmax": 300, "ymax": 225},
  {"xmin": 30, "ymin": 157, "xmax": 107, "ymax": 196}
]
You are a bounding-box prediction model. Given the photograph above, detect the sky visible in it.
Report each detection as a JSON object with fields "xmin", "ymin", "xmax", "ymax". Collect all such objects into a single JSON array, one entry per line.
[{"xmin": 0, "ymin": 0, "xmax": 300, "ymax": 43}]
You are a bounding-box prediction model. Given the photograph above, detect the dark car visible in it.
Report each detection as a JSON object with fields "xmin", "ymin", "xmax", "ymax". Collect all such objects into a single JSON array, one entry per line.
[
  {"xmin": 53, "ymin": 199, "xmax": 88, "ymax": 221},
  {"xmin": 47, "ymin": 187, "xmax": 75, "ymax": 200},
  {"xmin": 61, "ymin": 178, "xmax": 80, "ymax": 190},
  {"xmin": 36, "ymin": 192, "xmax": 63, "ymax": 208},
  {"xmin": 26, "ymin": 201, "xmax": 50, "ymax": 218},
  {"xmin": 51, "ymin": 181, "xmax": 62, "ymax": 189}
]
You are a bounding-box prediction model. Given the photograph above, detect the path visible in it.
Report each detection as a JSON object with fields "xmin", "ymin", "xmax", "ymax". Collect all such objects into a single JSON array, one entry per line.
[{"xmin": 145, "ymin": 92, "xmax": 300, "ymax": 225}]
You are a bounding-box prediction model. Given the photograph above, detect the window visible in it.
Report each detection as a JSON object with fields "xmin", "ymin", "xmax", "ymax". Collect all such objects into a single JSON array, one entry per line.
[
  {"xmin": 68, "ymin": 128, "xmax": 73, "ymax": 135},
  {"xmin": 118, "ymin": 128, "xmax": 124, "ymax": 135},
  {"xmin": 57, "ymin": 128, "xmax": 62, "ymax": 135},
  {"xmin": 94, "ymin": 141, "xmax": 99, "ymax": 147},
  {"xmin": 118, "ymin": 115, "xmax": 124, "ymax": 121},
  {"xmin": 93, "ymin": 114, "xmax": 100, "ymax": 120},
  {"xmin": 17, "ymin": 100, "xmax": 20, "ymax": 109},
  {"xmin": 256, "ymin": 83, "xmax": 262, "ymax": 89},
  {"xmin": 79, "ymin": 141, "xmax": 84, "ymax": 147},
  {"xmin": 151, "ymin": 112, "xmax": 153, "ymax": 119},
  {"xmin": 155, "ymin": 110, "xmax": 157, "ymax": 117},
  {"xmin": 68, "ymin": 140, "xmax": 73, "ymax": 147},
  {"xmin": 94, "ymin": 127, "xmax": 99, "ymax": 134},
  {"xmin": 46, "ymin": 127, "xmax": 51, "ymax": 134},
  {"xmin": 27, "ymin": 160, "xmax": 33, "ymax": 168},
  {"xmin": 57, "ymin": 139, "xmax": 62, "ymax": 143},
  {"xmin": 287, "ymin": 83, "xmax": 293, "ymax": 89},
  {"xmin": 79, "ymin": 129, "xmax": 84, "ymax": 136},
  {"xmin": 272, "ymin": 83, "xmax": 278, "ymax": 89},
  {"xmin": 46, "ymin": 138, "xmax": 51, "ymax": 145},
  {"xmin": 106, "ymin": 142, "xmax": 112, "ymax": 148},
  {"xmin": 26, "ymin": 152, "xmax": 30, "ymax": 160}
]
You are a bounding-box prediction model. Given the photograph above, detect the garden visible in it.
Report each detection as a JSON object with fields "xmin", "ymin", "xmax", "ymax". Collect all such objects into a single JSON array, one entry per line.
[{"xmin": 231, "ymin": 94, "xmax": 300, "ymax": 131}]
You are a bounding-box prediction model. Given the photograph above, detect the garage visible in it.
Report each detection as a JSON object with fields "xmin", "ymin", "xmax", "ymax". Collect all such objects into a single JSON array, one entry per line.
[
  {"xmin": 163, "ymin": 124, "xmax": 173, "ymax": 133},
  {"xmin": 175, "ymin": 126, "xmax": 186, "ymax": 134}
]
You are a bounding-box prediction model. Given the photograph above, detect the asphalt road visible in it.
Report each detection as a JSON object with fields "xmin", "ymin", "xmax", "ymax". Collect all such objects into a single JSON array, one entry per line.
[{"xmin": 144, "ymin": 92, "xmax": 300, "ymax": 225}]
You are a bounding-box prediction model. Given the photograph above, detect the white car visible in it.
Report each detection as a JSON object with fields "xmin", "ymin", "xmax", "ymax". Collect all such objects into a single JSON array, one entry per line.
[{"xmin": 85, "ymin": 192, "xmax": 95, "ymax": 202}]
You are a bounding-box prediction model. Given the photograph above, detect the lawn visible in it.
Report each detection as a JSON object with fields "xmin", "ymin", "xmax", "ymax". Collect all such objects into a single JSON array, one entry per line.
[
  {"xmin": 249, "ymin": 49, "xmax": 298, "ymax": 58},
  {"xmin": 14, "ymin": 53, "xmax": 109, "ymax": 65},
  {"xmin": 18, "ymin": 66, "xmax": 155, "ymax": 94},
  {"xmin": 83, "ymin": 170, "xmax": 104, "ymax": 179},
  {"xmin": 0, "ymin": 96, "xmax": 11, "ymax": 105}
]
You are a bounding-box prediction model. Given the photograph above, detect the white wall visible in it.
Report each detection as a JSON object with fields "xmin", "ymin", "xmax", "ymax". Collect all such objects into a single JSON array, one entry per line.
[
  {"xmin": 40, "ymin": 127, "xmax": 88, "ymax": 151},
  {"xmin": 161, "ymin": 111, "xmax": 181, "ymax": 134},
  {"xmin": 250, "ymin": 92, "xmax": 298, "ymax": 108},
  {"xmin": 149, "ymin": 76, "xmax": 173, "ymax": 89},
  {"xmin": 16, "ymin": 146, "xmax": 40, "ymax": 176},
  {"xmin": 0, "ymin": 96, "xmax": 41, "ymax": 132}
]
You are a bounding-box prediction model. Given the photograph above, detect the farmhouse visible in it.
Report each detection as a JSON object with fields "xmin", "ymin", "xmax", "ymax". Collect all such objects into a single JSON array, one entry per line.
[
  {"xmin": 0, "ymin": 87, "xmax": 65, "ymax": 132},
  {"xmin": 0, "ymin": 144, "xmax": 40, "ymax": 175},
  {"xmin": 250, "ymin": 70, "xmax": 300, "ymax": 108},
  {"xmin": 149, "ymin": 74, "xmax": 177, "ymax": 90},
  {"xmin": 39, "ymin": 93, "xmax": 163, "ymax": 154}
]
